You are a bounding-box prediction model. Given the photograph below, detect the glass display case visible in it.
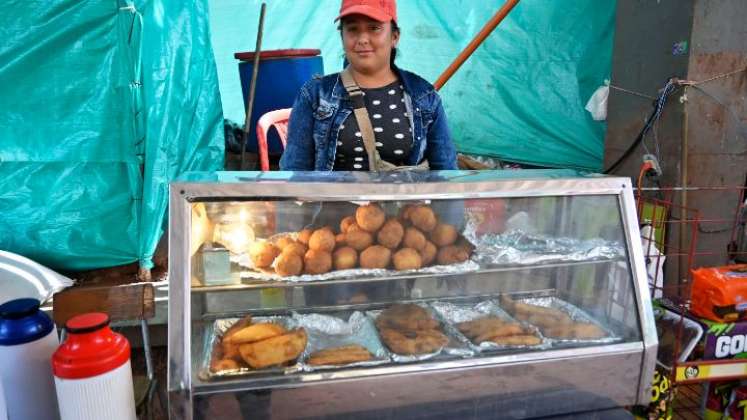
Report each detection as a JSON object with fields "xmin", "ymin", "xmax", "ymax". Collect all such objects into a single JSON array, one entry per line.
[{"xmin": 168, "ymin": 170, "xmax": 656, "ymax": 419}]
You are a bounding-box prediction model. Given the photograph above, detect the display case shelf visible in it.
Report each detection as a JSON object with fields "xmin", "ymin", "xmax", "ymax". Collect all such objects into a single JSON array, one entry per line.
[{"xmin": 191, "ymin": 257, "xmax": 627, "ymax": 293}]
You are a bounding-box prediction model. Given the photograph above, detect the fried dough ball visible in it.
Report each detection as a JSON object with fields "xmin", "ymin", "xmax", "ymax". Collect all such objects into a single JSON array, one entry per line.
[
  {"xmin": 298, "ymin": 228, "xmax": 313, "ymax": 245},
  {"xmin": 309, "ymin": 228, "xmax": 336, "ymax": 252},
  {"xmin": 274, "ymin": 236, "xmax": 296, "ymax": 251},
  {"xmin": 436, "ymin": 245, "xmax": 471, "ymax": 265},
  {"xmin": 393, "ymin": 248, "xmax": 423, "ymax": 271},
  {"xmin": 274, "ymin": 252, "xmax": 303, "ymax": 277},
  {"xmin": 398, "ymin": 204, "xmax": 417, "ymax": 225},
  {"xmin": 403, "ymin": 227, "xmax": 427, "ymax": 251},
  {"xmin": 345, "ymin": 229, "xmax": 374, "ymax": 251},
  {"xmin": 304, "ymin": 250, "xmax": 332, "ymax": 274},
  {"xmin": 333, "ymin": 246, "xmax": 358, "ymax": 270},
  {"xmin": 282, "ymin": 242, "xmax": 307, "ymax": 258},
  {"xmin": 377, "ymin": 218, "xmax": 404, "ymax": 249},
  {"xmin": 340, "ymin": 216, "xmax": 357, "ymax": 233},
  {"xmin": 409, "ymin": 206, "xmax": 438, "ymax": 232},
  {"xmin": 249, "ymin": 241, "xmax": 281, "ymax": 268},
  {"xmin": 455, "ymin": 236, "xmax": 476, "ymax": 255},
  {"xmin": 430, "ymin": 223, "xmax": 458, "ymax": 247},
  {"xmin": 335, "ymin": 233, "xmax": 347, "ymax": 247},
  {"xmin": 359, "ymin": 245, "xmax": 392, "ymax": 269},
  {"xmin": 419, "ymin": 241, "xmax": 438, "ymax": 266},
  {"xmin": 355, "ymin": 203, "xmax": 386, "ymax": 232},
  {"xmin": 347, "ymin": 223, "xmax": 363, "ymax": 232}
]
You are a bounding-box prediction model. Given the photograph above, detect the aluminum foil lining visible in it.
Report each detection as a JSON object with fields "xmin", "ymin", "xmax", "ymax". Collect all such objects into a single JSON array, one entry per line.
[
  {"xmin": 200, "ymin": 316, "xmax": 302, "ymax": 380},
  {"xmin": 464, "ymin": 227, "xmax": 624, "ymax": 267},
  {"xmin": 233, "ymin": 253, "xmax": 479, "ymax": 282},
  {"xmin": 368, "ymin": 304, "xmax": 473, "ymax": 363},
  {"xmin": 430, "ymin": 301, "xmax": 549, "ymax": 352},
  {"xmin": 512, "ymin": 297, "xmax": 621, "ymax": 345},
  {"xmin": 293, "ymin": 311, "xmax": 391, "ymax": 371}
]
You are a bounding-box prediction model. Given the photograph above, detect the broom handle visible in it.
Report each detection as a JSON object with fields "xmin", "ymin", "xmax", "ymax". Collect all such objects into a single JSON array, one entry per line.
[
  {"xmin": 241, "ymin": 2, "xmax": 267, "ymax": 170},
  {"xmin": 434, "ymin": 0, "xmax": 520, "ymax": 91}
]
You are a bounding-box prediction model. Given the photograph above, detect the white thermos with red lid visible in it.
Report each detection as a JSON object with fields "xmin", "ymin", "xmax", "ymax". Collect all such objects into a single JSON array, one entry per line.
[
  {"xmin": 0, "ymin": 298, "xmax": 60, "ymax": 420},
  {"xmin": 52, "ymin": 312, "xmax": 137, "ymax": 420}
]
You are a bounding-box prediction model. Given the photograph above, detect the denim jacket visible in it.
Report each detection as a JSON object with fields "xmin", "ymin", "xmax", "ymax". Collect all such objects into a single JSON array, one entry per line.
[{"xmin": 280, "ymin": 67, "xmax": 458, "ymax": 171}]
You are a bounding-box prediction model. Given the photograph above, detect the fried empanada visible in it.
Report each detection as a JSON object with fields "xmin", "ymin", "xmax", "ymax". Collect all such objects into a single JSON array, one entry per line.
[
  {"xmin": 489, "ymin": 335, "xmax": 542, "ymax": 346},
  {"xmin": 307, "ymin": 345, "xmax": 373, "ymax": 366},
  {"xmin": 239, "ymin": 328, "xmax": 307, "ymax": 369},
  {"xmin": 378, "ymin": 327, "xmax": 448, "ymax": 355},
  {"xmin": 227, "ymin": 323, "xmax": 287, "ymax": 344}
]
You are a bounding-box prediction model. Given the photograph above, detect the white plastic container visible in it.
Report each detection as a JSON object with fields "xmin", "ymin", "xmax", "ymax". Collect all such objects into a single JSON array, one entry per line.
[
  {"xmin": 0, "ymin": 378, "xmax": 8, "ymax": 420},
  {"xmin": 53, "ymin": 313, "xmax": 136, "ymax": 420},
  {"xmin": 0, "ymin": 298, "xmax": 60, "ymax": 420}
]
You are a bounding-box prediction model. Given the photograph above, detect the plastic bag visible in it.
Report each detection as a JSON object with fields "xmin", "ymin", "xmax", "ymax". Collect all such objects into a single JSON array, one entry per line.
[
  {"xmin": 585, "ymin": 82, "xmax": 610, "ymax": 121},
  {"xmin": 691, "ymin": 265, "xmax": 747, "ymax": 322}
]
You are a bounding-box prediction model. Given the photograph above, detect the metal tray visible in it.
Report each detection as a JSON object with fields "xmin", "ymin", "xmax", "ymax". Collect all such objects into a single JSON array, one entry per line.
[
  {"xmin": 199, "ymin": 316, "xmax": 301, "ymax": 380},
  {"xmin": 430, "ymin": 300, "xmax": 549, "ymax": 352}
]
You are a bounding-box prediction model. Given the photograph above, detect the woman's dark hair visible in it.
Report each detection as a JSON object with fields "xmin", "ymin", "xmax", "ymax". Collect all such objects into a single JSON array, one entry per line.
[{"xmin": 339, "ymin": 19, "xmax": 400, "ymax": 68}]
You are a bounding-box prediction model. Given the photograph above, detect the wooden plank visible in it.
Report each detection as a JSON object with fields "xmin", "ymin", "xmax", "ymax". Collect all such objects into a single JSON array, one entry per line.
[{"xmin": 52, "ymin": 283, "xmax": 155, "ymax": 326}]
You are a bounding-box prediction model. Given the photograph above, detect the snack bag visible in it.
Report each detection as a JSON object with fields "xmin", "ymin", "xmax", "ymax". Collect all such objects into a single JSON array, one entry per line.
[
  {"xmin": 704, "ymin": 381, "xmax": 737, "ymax": 420},
  {"xmin": 691, "ymin": 265, "xmax": 747, "ymax": 323},
  {"xmin": 725, "ymin": 386, "xmax": 747, "ymax": 420},
  {"xmin": 466, "ymin": 199, "xmax": 505, "ymax": 236},
  {"xmin": 632, "ymin": 369, "xmax": 674, "ymax": 420}
]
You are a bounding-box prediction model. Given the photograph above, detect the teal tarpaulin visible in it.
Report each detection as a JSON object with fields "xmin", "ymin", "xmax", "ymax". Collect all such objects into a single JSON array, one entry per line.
[
  {"xmin": 210, "ymin": 0, "xmax": 615, "ymax": 171},
  {"xmin": 0, "ymin": 0, "xmax": 224, "ymax": 271}
]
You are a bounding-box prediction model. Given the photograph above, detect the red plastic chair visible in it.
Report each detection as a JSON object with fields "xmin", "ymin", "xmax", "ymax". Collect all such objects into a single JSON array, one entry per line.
[{"xmin": 256, "ymin": 108, "xmax": 292, "ymax": 171}]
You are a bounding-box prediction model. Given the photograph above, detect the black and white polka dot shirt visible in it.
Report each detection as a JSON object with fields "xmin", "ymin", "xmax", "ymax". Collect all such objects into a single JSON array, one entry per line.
[{"xmin": 334, "ymin": 80, "xmax": 413, "ymax": 171}]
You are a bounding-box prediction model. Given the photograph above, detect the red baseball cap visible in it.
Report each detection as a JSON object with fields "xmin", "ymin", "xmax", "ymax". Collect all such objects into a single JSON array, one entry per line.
[{"xmin": 336, "ymin": 0, "xmax": 397, "ymax": 24}]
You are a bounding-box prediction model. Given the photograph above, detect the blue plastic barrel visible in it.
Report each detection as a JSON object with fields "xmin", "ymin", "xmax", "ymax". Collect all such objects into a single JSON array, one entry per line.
[{"xmin": 235, "ymin": 49, "xmax": 323, "ymax": 154}]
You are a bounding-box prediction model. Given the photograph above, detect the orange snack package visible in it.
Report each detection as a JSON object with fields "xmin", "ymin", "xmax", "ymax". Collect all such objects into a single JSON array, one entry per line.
[{"xmin": 691, "ymin": 265, "xmax": 747, "ymax": 322}]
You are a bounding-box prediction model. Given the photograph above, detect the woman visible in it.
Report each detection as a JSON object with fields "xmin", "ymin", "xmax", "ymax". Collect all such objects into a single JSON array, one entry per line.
[{"xmin": 280, "ymin": 0, "xmax": 458, "ymax": 171}]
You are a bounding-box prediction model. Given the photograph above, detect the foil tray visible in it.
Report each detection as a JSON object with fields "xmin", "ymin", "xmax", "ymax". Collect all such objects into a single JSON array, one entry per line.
[
  {"xmin": 367, "ymin": 303, "xmax": 473, "ymax": 363},
  {"xmin": 199, "ymin": 316, "xmax": 301, "ymax": 380},
  {"xmin": 293, "ymin": 311, "xmax": 391, "ymax": 371},
  {"xmin": 430, "ymin": 300, "xmax": 550, "ymax": 352},
  {"xmin": 507, "ymin": 296, "xmax": 621, "ymax": 345}
]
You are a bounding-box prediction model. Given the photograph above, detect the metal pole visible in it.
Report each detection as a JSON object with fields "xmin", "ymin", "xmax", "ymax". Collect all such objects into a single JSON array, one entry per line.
[
  {"xmin": 434, "ymin": 0, "xmax": 520, "ymax": 91},
  {"xmin": 679, "ymin": 87, "xmax": 689, "ymax": 287},
  {"xmin": 241, "ymin": 3, "xmax": 267, "ymax": 170}
]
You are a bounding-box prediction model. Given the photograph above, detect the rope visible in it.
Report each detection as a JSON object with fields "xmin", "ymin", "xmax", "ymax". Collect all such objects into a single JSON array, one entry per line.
[
  {"xmin": 609, "ymin": 85, "xmax": 657, "ymax": 101},
  {"xmin": 691, "ymin": 67, "xmax": 747, "ymax": 86}
]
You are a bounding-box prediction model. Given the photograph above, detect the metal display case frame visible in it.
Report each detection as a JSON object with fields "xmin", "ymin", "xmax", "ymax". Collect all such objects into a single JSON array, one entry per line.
[{"xmin": 167, "ymin": 170, "xmax": 657, "ymax": 419}]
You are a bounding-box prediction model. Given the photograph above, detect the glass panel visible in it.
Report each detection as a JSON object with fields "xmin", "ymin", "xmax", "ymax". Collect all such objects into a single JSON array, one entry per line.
[{"xmin": 188, "ymin": 194, "xmax": 640, "ymax": 386}]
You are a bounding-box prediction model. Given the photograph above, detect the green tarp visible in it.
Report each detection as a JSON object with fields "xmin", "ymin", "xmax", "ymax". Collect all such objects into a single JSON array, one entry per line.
[
  {"xmin": 210, "ymin": 0, "xmax": 615, "ymax": 171},
  {"xmin": 0, "ymin": 0, "xmax": 224, "ymax": 271}
]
